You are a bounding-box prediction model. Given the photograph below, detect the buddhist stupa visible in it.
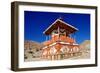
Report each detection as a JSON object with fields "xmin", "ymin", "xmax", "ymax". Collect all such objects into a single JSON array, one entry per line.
[{"xmin": 42, "ymin": 18, "xmax": 81, "ymax": 60}]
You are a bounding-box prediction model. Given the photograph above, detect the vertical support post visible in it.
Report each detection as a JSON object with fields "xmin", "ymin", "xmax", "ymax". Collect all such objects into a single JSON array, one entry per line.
[{"xmin": 58, "ymin": 27, "xmax": 60, "ymax": 40}]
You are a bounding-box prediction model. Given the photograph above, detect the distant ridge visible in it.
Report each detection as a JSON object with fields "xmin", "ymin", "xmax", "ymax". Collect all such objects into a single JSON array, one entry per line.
[
  {"xmin": 24, "ymin": 40, "xmax": 44, "ymax": 50},
  {"xmin": 79, "ymin": 40, "xmax": 90, "ymax": 59},
  {"xmin": 80, "ymin": 40, "xmax": 90, "ymax": 50}
]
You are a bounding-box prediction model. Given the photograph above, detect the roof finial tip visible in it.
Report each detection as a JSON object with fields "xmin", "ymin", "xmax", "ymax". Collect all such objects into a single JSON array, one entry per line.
[{"xmin": 59, "ymin": 16, "xmax": 63, "ymax": 20}]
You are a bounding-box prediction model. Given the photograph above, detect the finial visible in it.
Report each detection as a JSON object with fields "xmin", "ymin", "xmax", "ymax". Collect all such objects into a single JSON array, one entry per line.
[{"xmin": 59, "ymin": 16, "xmax": 63, "ymax": 20}]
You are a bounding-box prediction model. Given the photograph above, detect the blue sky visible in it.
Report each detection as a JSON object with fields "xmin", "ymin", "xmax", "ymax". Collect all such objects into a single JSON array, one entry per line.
[{"xmin": 24, "ymin": 11, "xmax": 90, "ymax": 44}]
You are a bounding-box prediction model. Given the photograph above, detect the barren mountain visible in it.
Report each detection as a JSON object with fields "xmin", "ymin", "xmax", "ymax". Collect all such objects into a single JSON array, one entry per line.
[
  {"xmin": 80, "ymin": 40, "xmax": 90, "ymax": 51},
  {"xmin": 24, "ymin": 40, "xmax": 44, "ymax": 50},
  {"xmin": 24, "ymin": 40, "xmax": 44, "ymax": 61},
  {"xmin": 79, "ymin": 40, "xmax": 90, "ymax": 59}
]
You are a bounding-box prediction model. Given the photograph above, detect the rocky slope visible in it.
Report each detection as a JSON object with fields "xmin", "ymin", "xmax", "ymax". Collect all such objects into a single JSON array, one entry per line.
[
  {"xmin": 24, "ymin": 40, "xmax": 44, "ymax": 61},
  {"xmin": 79, "ymin": 40, "xmax": 90, "ymax": 59}
]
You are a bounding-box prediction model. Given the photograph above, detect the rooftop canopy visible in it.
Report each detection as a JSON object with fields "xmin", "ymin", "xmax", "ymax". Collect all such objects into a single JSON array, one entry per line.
[{"xmin": 43, "ymin": 19, "xmax": 78, "ymax": 35}]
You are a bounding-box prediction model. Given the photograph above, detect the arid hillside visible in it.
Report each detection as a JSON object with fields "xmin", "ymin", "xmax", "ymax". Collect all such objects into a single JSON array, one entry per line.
[
  {"xmin": 24, "ymin": 40, "xmax": 44, "ymax": 61},
  {"xmin": 79, "ymin": 40, "xmax": 90, "ymax": 58},
  {"xmin": 24, "ymin": 40, "xmax": 90, "ymax": 61}
]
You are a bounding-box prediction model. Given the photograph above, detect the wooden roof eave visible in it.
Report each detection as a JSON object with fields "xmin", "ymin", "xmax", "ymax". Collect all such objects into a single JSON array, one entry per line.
[
  {"xmin": 43, "ymin": 19, "xmax": 60, "ymax": 34},
  {"xmin": 43, "ymin": 19, "xmax": 78, "ymax": 35}
]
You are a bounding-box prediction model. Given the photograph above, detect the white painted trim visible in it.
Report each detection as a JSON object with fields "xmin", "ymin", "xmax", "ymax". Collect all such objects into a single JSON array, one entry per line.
[
  {"xmin": 49, "ymin": 46, "xmax": 57, "ymax": 55},
  {"xmin": 43, "ymin": 19, "xmax": 78, "ymax": 34},
  {"xmin": 42, "ymin": 42, "xmax": 57, "ymax": 49},
  {"xmin": 59, "ymin": 19, "xmax": 78, "ymax": 31},
  {"xmin": 60, "ymin": 42, "xmax": 70, "ymax": 44},
  {"xmin": 42, "ymin": 41, "xmax": 79, "ymax": 49},
  {"xmin": 42, "ymin": 46, "xmax": 48, "ymax": 49},
  {"xmin": 43, "ymin": 19, "xmax": 59, "ymax": 34},
  {"xmin": 73, "ymin": 46, "xmax": 80, "ymax": 52}
]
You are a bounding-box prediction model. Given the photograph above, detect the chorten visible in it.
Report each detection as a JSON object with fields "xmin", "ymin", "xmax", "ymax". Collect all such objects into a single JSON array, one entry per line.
[{"xmin": 42, "ymin": 18, "xmax": 81, "ymax": 60}]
